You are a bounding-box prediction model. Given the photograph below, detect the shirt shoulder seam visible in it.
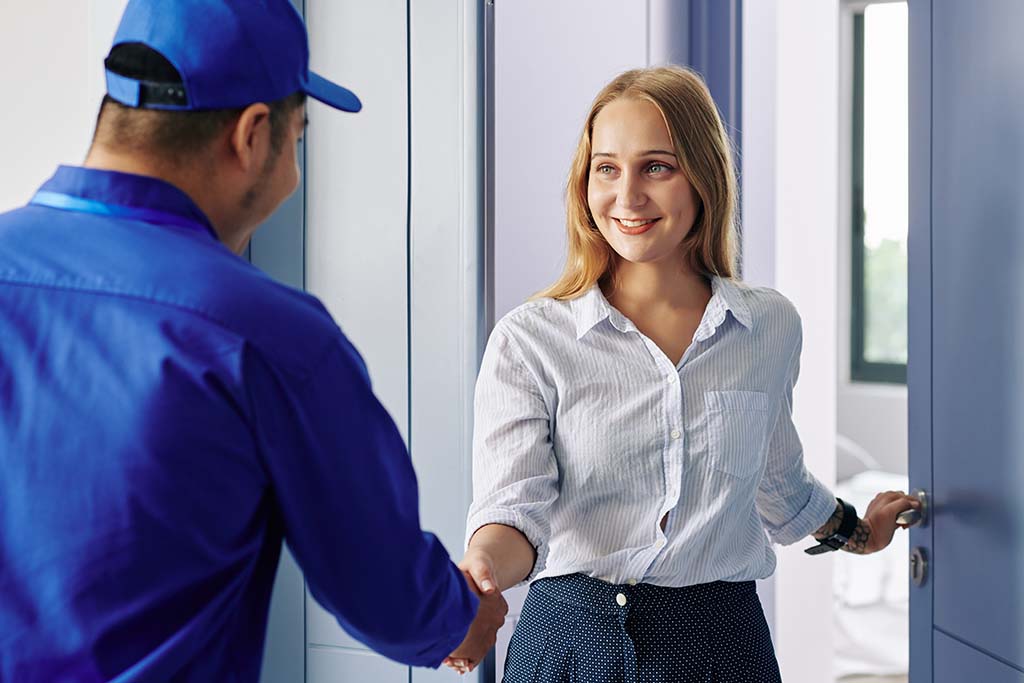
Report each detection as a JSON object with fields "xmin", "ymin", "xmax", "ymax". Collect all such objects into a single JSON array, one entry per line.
[{"xmin": 0, "ymin": 276, "xmax": 329, "ymax": 380}]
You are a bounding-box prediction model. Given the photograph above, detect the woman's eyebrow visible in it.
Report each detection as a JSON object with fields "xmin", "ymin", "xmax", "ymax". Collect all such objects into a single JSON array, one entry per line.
[{"xmin": 590, "ymin": 149, "xmax": 676, "ymax": 160}]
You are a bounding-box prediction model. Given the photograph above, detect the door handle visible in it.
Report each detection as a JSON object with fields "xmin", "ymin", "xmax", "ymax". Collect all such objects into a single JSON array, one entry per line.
[{"xmin": 896, "ymin": 488, "xmax": 929, "ymax": 528}]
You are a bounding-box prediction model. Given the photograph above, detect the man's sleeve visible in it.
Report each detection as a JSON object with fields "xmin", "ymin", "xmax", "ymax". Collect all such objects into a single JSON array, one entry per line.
[{"xmin": 243, "ymin": 333, "xmax": 478, "ymax": 668}]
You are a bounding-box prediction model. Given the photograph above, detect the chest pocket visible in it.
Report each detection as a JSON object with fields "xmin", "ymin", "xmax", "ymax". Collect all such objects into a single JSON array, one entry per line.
[{"xmin": 704, "ymin": 390, "xmax": 770, "ymax": 478}]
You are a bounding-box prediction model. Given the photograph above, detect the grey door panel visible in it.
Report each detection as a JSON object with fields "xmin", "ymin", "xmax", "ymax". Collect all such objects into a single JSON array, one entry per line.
[
  {"xmin": 934, "ymin": 631, "xmax": 1024, "ymax": 683},
  {"xmin": 931, "ymin": 0, "xmax": 1024, "ymax": 671}
]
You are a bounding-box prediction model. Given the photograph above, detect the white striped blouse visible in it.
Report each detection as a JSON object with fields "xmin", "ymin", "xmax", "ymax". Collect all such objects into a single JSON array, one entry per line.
[{"xmin": 466, "ymin": 276, "xmax": 837, "ymax": 587}]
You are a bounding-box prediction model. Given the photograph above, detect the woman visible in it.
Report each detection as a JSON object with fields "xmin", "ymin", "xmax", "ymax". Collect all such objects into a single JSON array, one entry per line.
[{"xmin": 447, "ymin": 66, "xmax": 917, "ymax": 681}]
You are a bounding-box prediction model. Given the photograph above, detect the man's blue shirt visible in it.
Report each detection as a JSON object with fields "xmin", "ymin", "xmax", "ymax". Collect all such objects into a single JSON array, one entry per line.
[{"xmin": 0, "ymin": 166, "xmax": 477, "ymax": 682}]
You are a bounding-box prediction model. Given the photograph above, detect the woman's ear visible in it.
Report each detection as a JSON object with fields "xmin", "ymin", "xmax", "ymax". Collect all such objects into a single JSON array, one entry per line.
[{"xmin": 228, "ymin": 102, "xmax": 272, "ymax": 174}]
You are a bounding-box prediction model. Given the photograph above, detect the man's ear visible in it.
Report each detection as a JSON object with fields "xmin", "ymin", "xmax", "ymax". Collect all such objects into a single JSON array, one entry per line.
[{"xmin": 228, "ymin": 103, "xmax": 272, "ymax": 174}]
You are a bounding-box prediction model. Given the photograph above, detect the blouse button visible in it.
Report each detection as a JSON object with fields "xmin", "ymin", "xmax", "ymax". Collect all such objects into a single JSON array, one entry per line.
[
  {"xmin": 670, "ymin": 429, "xmax": 681, "ymax": 440},
  {"xmin": 615, "ymin": 593, "xmax": 627, "ymax": 606}
]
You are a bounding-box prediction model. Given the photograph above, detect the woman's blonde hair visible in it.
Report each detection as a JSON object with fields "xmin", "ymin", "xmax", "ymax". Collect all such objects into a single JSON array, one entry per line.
[{"xmin": 535, "ymin": 65, "xmax": 739, "ymax": 301}]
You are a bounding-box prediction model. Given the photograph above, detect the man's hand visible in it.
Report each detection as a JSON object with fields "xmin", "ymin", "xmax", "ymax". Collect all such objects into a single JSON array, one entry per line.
[{"xmin": 443, "ymin": 550, "xmax": 507, "ymax": 674}]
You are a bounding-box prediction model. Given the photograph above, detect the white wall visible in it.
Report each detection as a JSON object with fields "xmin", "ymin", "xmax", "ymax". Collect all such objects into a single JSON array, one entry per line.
[
  {"xmin": 0, "ymin": 0, "xmax": 126, "ymax": 213},
  {"xmin": 743, "ymin": 1, "xmax": 840, "ymax": 682},
  {"xmin": 648, "ymin": 0, "xmax": 690, "ymax": 69},
  {"xmin": 837, "ymin": 384, "xmax": 908, "ymax": 476},
  {"xmin": 740, "ymin": 0, "xmax": 777, "ymax": 289}
]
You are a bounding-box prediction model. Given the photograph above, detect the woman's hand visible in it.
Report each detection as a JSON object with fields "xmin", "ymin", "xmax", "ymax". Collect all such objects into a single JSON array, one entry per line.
[
  {"xmin": 857, "ymin": 490, "xmax": 921, "ymax": 554},
  {"xmin": 458, "ymin": 546, "xmax": 500, "ymax": 594},
  {"xmin": 443, "ymin": 524, "xmax": 535, "ymax": 672},
  {"xmin": 443, "ymin": 548, "xmax": 505, "ymax": 674}
]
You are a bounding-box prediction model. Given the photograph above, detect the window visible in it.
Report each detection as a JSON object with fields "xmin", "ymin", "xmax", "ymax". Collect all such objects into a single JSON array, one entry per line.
[{"xmin": 851, "ymin": 2, "xmax": 908, "ymax": 384}]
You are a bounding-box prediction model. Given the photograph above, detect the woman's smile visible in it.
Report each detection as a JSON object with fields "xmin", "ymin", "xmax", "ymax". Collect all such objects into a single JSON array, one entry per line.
[{"xmin": 613, "ymin": 216, "xmax": 661, "ymax": 235}]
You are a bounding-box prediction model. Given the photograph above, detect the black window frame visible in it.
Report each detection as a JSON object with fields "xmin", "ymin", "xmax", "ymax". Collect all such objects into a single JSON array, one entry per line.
[{"xmin": 850, "ymin": 9, "xmax": 907, "ymax": 385}]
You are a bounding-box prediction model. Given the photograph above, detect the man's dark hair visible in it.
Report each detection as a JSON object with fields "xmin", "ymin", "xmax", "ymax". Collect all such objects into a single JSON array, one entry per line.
[{"xmin": 93, "ymin": 43, "xmax": 306, "ymax": 164}]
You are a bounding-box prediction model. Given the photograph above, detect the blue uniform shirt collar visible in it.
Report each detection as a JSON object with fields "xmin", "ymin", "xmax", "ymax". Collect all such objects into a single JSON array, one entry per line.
[
  {"xmin": 571, "ymin": 275, "xmax": 753, "ymax": 341},
  {"xmin": 37, "ymin": 165, "xmax": 219, "ymax": 241}
]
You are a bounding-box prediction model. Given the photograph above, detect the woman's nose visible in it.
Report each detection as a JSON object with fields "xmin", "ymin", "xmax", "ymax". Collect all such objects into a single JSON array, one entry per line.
[{"xmin": 616, "ymin": 172, "xmax": 647, "ymax": 209}]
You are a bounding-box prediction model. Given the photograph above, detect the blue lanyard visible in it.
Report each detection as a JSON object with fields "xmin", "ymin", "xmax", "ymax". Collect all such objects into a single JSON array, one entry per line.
[{"xmin": 30, "ymin": 190, "xmax": 217, "ymax": 239}]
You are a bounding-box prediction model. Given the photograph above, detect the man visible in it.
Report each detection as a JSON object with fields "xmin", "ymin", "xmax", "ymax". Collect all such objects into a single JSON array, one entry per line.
[{"xmin": 0, "ymin": 1, "xmax": 505, "ymax": 680}]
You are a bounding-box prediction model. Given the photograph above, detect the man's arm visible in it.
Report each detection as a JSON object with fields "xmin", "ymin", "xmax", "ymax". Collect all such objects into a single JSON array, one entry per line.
[{"xmin": 244, "ymin": 335, "xmax": 480, "ymax": 668}]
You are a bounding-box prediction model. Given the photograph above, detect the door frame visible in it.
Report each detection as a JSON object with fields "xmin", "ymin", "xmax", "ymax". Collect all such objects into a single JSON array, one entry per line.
[{"xmin": 907, "ymin": 0, "xmax": 934, "ymax": 680}]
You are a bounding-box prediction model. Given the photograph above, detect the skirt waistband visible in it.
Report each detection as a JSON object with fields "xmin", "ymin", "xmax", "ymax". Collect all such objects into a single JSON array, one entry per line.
[{"xmin": 529, "ymin": 573, "xmax": 756, "ymax": 616}]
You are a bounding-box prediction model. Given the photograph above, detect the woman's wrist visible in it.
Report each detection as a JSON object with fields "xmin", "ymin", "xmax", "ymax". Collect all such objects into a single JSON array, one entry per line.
[
  {"xmin": 810, "ymin": 498, "xmax": 873, "ymax": 555},
  {"xmin": 465, "ymin": 523, "xmax": 535, "ymax": 590},
  {"xmin": 812, "ymin": 500, "xmax": 845, "ymax": 540}
]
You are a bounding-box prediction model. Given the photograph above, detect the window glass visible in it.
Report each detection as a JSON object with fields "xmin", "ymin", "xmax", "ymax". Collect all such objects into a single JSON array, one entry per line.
[{"xmin": 853, "ymin": 2, "xmax": 908, "ymax": 382}]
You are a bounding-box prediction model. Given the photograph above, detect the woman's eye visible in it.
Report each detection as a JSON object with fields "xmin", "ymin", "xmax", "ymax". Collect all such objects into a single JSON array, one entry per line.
[
  {"xmin": 595, "ymin": 165, "xmax": 614, "ymax": 175},
  {"xmin": 648, "ymin": 163, "xmax": 672, "ymax": 174}
]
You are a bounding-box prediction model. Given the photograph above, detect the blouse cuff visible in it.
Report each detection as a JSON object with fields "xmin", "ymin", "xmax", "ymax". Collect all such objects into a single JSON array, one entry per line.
[
  {"xmin": 465, "ymin": 506, "xmax": 549, "ymax": 585},
  {"xmin": 767, "ymin": 480, "xmax": 837, "ymax": 546}
]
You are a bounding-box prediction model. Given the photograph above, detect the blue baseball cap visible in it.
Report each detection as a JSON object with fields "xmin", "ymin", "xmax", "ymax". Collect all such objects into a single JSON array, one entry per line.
[{"xmin": 105, "ymin": 0, "xmax": 361, "ymax": 113}]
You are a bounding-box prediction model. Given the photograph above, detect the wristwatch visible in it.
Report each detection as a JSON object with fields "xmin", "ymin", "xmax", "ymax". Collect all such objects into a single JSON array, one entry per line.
[{"xmin": 804, "ymin": 498, "xmax": 858, "ymax": 555}]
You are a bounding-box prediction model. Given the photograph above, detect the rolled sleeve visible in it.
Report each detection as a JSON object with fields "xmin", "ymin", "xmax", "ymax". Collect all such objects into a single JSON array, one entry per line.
[
  {"xmin": 464, "ymin": 506, "xmax": 550, "ymax": 583},
  {"xmin": 466, "ymin": 327, "xmax": 559, "ymax": 585},
  {"xmin": 756, "ymin": 325, "xmax": 837, "ymax": 546}
]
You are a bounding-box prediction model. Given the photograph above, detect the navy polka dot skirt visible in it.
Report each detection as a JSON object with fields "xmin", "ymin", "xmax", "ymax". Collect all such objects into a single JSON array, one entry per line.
[{"xmin": 503, "ymin": 573, "xmax": 782, "ymax": 683}]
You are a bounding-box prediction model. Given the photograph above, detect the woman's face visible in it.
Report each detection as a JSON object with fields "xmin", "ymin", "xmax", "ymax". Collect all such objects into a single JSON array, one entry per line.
[{"xmin": 587, "ymin": 97, "xmax": 700, "ymax": 267}]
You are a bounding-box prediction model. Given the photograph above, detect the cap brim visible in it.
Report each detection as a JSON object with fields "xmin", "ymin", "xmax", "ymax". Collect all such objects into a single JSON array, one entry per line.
[{"xmin": 304, "ymin": 71, "xmax": 362, "ymax": 112}]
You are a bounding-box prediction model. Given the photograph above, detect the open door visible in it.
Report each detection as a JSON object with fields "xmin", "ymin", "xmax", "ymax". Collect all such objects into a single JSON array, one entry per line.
[{"xmin": 909, "ymin": 0, "xmax": 1024, "ymax": 680}]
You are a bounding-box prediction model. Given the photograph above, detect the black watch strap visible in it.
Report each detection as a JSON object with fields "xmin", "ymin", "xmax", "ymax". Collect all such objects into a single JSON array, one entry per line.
[{"xmin": 804, "ymin": 498, "xmax": 858, "ymax": 555}]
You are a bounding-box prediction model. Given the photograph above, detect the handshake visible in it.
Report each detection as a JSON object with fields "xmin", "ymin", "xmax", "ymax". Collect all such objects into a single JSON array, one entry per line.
[{"xmin": 442, "ymin": 549, "xmax": 509, "ymax": 675}]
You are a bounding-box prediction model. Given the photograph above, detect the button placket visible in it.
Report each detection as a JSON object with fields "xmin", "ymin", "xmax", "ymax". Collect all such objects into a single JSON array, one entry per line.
[{"xmin": 660, "ymin": 373, "xmax": 685, "ymax": 535}]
